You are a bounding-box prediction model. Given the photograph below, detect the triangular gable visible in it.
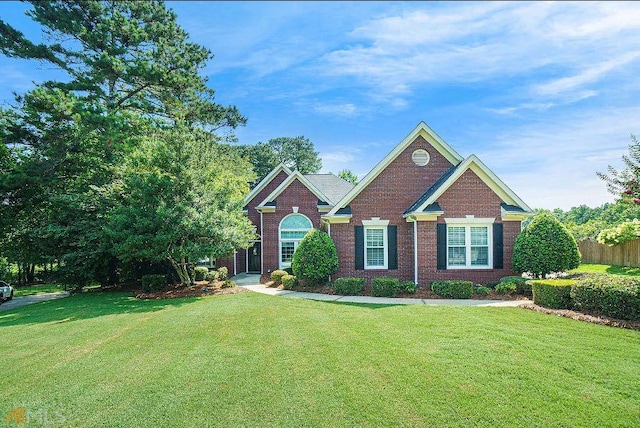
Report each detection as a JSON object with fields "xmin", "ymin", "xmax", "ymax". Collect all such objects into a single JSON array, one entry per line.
[
  {"xmin": 405, "ymin": 154, "xmax": 533, "ymax": 215},
  {"xmin": 243, "ymin": 163, "xmax": 292, "ymax": 206},
  {"xmin": 256, "ymin": 171, "xmax": 334, "ymax": 210},
  {"xmin": 326, "ymin": 122, "xmax": 464, "ymax": 216}
]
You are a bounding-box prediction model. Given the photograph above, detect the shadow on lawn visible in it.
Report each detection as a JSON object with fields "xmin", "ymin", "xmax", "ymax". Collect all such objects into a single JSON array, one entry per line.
[
  {"xmin": 0, "ymin": 291, "xmax": 199, "ymax": 327},
  {"xmin": 323, "ymin": 300, "xmax": 404, "ymax": 310}
]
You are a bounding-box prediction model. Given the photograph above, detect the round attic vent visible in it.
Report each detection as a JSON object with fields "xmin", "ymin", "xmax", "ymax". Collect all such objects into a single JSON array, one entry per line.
[{"xmin": 412, "ymin": 149, "xmax": 430, "ymax": 166}]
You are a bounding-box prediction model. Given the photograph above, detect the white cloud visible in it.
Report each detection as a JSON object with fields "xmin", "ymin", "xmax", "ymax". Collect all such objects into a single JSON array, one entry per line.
[
  {"xmin": 320, "ymin": 2, "xmax": 640, "ymax": 105},
  {"xmin": 474, "ymin": 106, "xmax": 640, "ymax": 210},
  {"xmin": 312, "ymin": 102, "xmax": 359, "ymax": 117}
]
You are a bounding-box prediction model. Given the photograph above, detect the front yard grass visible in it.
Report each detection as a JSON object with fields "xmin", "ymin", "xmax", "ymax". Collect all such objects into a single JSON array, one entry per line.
[
  {"xmin": 572, "ymin": 263, "xmax": 640, "ymax": 277},
  {"xmin": 13, "ymin": 283, "xmax": 64, "ymax": 297},
  {"xmin": 1, "ymin": 291, "xmax": 639, "ymax": 427}
]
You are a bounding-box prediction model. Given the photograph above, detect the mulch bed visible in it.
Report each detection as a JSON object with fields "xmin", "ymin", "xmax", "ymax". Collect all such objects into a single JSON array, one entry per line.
[
  {"xmin": 519, "ymin": 303, "xmax": 640, "ymax": 331},
  {"xmin": 135, "ymin": 280, "xmax": 249, "ymax": 300}
]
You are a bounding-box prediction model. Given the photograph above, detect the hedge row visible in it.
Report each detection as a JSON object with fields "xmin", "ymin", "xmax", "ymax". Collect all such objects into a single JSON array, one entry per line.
[
  {"xmin": 571, "ymin": 275, "xmax": 640, "ymax": 321},
  {"xmin": 530, "ymin": 275, "xmax": 640, "ymax": 321},
  {"xmin": 530, "ymin": 279, "xmax": 575, "ymax": 309},
  {"xmin": 431, "ymin": 281, "xmax": 473, "ymax": 299}
]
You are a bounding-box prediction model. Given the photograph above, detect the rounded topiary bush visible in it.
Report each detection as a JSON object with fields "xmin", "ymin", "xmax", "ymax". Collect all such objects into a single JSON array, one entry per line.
[
  {"xmin": 281, "ymin": 274, "xmax": 298, "ymax": 290},
  {"xmin": 194, "ymin": 266, "xmax": 209, "ymax": 281},
  {"xmin": 291, "ymin": 229, "xmax": 338, "ymax": 284},
  {"xmin": 270, "ymin": 270, "xmax": 288, "ymax": 286},
  {"xmin": 513, "ymin": 212, "xmax": 580, "ymax": 278}
]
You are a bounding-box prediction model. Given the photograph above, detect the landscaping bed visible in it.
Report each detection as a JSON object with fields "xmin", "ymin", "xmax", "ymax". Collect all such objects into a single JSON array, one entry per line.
[
  {"xmin": 521, "ymin": 303, "xmax": 640, "ymax": 331},
  {"xmin": 135, "ymin": 280, "xmax": 247, "ymax": 300}
]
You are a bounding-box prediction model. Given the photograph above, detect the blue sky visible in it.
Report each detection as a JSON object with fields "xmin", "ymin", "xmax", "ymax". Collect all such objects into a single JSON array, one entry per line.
[{"xmin": 2, "ymin": 1, "xmax": 640, "ymax": 210}]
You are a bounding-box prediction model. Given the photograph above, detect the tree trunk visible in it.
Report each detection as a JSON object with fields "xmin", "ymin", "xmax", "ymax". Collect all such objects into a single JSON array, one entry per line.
[{"xmin": 168, "ymin": 257, "xmax": 192, "ymax": 285}]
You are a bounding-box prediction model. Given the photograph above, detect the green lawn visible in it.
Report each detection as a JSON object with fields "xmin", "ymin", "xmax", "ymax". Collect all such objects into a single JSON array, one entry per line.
[
  {"xmin": 572, "ymin": 263, "xmax": 640, "ymax": 277},
  {"xmin": 13, "ymin": 283, "xmax": 64, "ymax": 297},
  {"xmin": 1, "ymin": 292, "xmax": 639, "ymax": 427}
]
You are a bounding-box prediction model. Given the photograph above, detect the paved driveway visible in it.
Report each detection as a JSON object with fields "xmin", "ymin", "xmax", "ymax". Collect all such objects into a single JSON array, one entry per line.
[{"xmin": 0, "ymin": 292, "xmax": 70, "ymax": 311}]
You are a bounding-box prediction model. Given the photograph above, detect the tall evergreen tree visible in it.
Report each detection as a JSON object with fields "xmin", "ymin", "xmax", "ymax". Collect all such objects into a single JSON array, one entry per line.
[{"xmin": 0, "ymin": 1, "xmax": 249, "ymax": 286}]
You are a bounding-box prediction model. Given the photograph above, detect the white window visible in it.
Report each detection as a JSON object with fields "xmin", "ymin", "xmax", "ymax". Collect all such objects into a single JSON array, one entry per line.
[
  {"xmin": 365, "ymin": 227, "xmax": 388, "ymax": 269},
  {"xmin": 279, "ymin": 214, "xmax": 312, "ymax": 268},
  {"xmin": 445, "ymin": 220, "xmax": 493, "ymax": 269}
]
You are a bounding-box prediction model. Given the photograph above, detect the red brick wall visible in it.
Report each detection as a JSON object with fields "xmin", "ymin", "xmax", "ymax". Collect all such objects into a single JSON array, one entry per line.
[
  {"xmin": 332, "ymin": 135, "xmax": 454, "ymax": 282},
  {"xmin": 331, "ymin": 137, "xmax": 523, "ymax": 285},
  {"xmin": 261, "ymin": 179, "xmax": 323, "ymax": 274}
]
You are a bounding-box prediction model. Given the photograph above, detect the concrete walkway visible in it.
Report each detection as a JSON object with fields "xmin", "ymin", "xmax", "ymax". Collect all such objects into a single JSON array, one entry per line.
[
  {"xmin": 232, "ymin": 274, "xmax": 531, "ymax": 307},
  {"xmin": 0, "ymin": 291, "xmax": 70, "ymax": 311}
]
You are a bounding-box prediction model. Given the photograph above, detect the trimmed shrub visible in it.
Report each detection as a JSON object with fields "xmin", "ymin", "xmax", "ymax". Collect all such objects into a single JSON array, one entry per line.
[
  {"xmin": 431, "ymin": 281, "xmax": 473, "ymax": 299},
  {"xmin": 474, "ymin": 286, "xmax": 491, "ymax": 296},
  {"xmin": 485, "ymin": 281, "xmax": 499, "ymax": 289},
  {"xmin": 399, "ymin": 281, "xmax": 418, "ymax": 294},
  {"xmin": 205, "ymin": 271, "xmax": 218, "ymax": 282},
  {"xmin": 371, "ymin": 277, "xmax": 400, "ymax": 297},
  {"xmin": 194, "ymin": 266, "xmax": 209, "ymax": 281},
  {"xmin": 204, "ymin": 270, "xmax": 218, "ymax": 282},
  {"xmin": 500, "ymin": 276, "xmax": 530, "ymax": 296},
  {"xmin": 217, "ymin": 266, "xmax": 228, "ymax": 281},
  {"xmin": 513, "ymin": 212, "xmax": 580, "ymax": 278},
  {"xmin": 281, "ymin": 274, "xmax": 298, "ymax": 290},
  {"xmin": 221, "ymin": 280, "xmax": 235, "ymax": 289},
  {"xmin": 270, "ymin": 270, "xmax": 288, "ymax": 286},
  {"xmin": 530, "ymin": 279, "xmax": 575, "ymax": 309},
  {"xmin": 333, "ymin": 277, "xmax": 365, "ymax": 295},
  {"xmin": 495, "ymin": 282, "xmax": 516, "ymax": 295},
  {"xmin": 291, "ymin": 229, "xmax": 339, "ymax": 284},
  {"xmin": 141, "ymin": 274, "xmax": 167, "ymax": 292},
  {"xmin": 571, "ymin": 274, "xmax": 640, "ymax": 321}
]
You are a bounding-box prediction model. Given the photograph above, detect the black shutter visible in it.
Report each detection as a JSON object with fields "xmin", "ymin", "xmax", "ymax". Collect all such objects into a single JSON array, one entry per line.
[
  {"xmin": 388, "ymin": 225, "xmax": 397, "ymax": 270},
  {"xmin": 437, "ymin": 223, "xmax": 447, "ymax": 270},
  {"xmin": 493, "ymin": 223, "xmax": 504, "ymax": 269},
  {"xmin": 355, "ymin": 226, "xmax": 364, "ymax": 270}
]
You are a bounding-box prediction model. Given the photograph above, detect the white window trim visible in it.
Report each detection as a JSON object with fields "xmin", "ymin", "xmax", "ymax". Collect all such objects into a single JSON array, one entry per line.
[
  {"xmin": 445, "ymin": 222, "xmax": 493, "ymax": 270},
  {"xmin": 364, "ymin": 226, "xmax": 388, "ymax": 270},
  {"xmin": 279, "ymin": 213, "xmax": 313, "ymax": 269}
]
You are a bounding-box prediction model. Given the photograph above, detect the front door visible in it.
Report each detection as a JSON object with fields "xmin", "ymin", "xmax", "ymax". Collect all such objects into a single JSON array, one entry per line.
[{"xmin": 248, "ymin": 242, "xmax": 261, "ymax": 273}]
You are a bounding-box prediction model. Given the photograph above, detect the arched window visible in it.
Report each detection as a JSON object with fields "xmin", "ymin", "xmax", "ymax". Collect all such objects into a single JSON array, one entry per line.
[{"xmin": 279, "ymin": 214, "xmax": 313, "ymax": 268}]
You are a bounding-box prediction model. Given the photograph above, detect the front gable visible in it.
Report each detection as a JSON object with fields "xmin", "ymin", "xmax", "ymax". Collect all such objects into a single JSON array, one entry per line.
[
  {"xmin": 257, "ymin": 171, "xmax": 334, "ymax": 213},
  {"xmin": 404, "ymin": 155, "xmax": 532, "ymax": 221},
  {"xmin": 325, "ymin": 122, "xmax": 464, "ymax": 220}
]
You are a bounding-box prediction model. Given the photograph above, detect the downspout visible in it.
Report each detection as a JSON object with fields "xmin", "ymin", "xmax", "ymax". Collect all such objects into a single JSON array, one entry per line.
[
  {"xmin": 260, "ymin": 211, "xmax": 264, "ymax": 275},
  {"xmin": 413, "ymin": 217, "xmax": 418, "ymax": 285}
]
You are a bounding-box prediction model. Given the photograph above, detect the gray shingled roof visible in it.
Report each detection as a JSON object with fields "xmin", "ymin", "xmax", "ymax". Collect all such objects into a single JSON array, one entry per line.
[
  {"xmin": 403, "ymin": 165, "xmax": 459, "ymax": 215},
  {"xmin": 304, "ymin": 174, "xmax": 355, "ymax": 206}
]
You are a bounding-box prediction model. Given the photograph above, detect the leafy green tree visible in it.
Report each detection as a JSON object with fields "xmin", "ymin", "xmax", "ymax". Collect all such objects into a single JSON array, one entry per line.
[
  {"xmin": 291, "ymin": 229, "xmax": 338, "ymax": 284},
  {"xmin": 597, "ymin": 220, "xmax": 640, "ymax": 246},
  {"xmin": 338, "ymin": 169, "xmax": 359, "ymax": 185},
  {"xmin": 234, "ymin": 136, "xmax": 322, "ymax": 184},
  {"xmin": 597, "ymin": 134, "xmax": 640, "ymax": 203},
  {"xmin": 513, "ymin": 212, "xmax": 581, "ymax": 278},
  {"xmin": 0, "ymin": 1, "xmax": 246, "ymax": 287},
  {"xmin": 106, "ymin": 127, "xmax": 255, "ymax": 285}
]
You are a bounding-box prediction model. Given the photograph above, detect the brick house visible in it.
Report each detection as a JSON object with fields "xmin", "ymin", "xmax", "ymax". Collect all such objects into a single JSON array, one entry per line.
[{"xmin": 219, "ymin": 122, "xmax": 532, "ymax": 285}]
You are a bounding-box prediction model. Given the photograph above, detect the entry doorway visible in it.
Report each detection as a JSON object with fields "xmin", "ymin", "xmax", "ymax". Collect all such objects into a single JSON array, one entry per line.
[{"xmin": 248, "ymin": 242, "xmax": 261, "ymax": 273}]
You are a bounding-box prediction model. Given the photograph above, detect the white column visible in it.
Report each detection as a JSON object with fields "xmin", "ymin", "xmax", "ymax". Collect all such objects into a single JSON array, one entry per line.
[
  {"xmin": 233, "ymin": 250, "xmax": 237, "ymax": 276},
  {"xmin": 260, "ymin": 211, "xmax": 264, "ymax": 275}
]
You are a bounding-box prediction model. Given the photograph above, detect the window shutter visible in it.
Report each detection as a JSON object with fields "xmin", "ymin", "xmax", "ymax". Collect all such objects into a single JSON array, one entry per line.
[
  {"xmin": 493, "ymin": 223, "xmax": 504, "ymax": 269},
  {"xmin": 388, "ymin": 225, "xmax": 397, "ymax": 270},
  {"xmin": 355, "ymin": 226, "xmax": 364, "ymax": 270},
  {"xmin": 437, "ymin": 223, "xmax": 447, "ymax": 270}
]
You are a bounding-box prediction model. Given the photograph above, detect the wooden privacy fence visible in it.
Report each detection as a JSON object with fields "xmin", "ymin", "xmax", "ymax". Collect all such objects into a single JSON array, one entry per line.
[{"xmin": 579, "ymin": 239, "xmax": 640, "ymax": 267}]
